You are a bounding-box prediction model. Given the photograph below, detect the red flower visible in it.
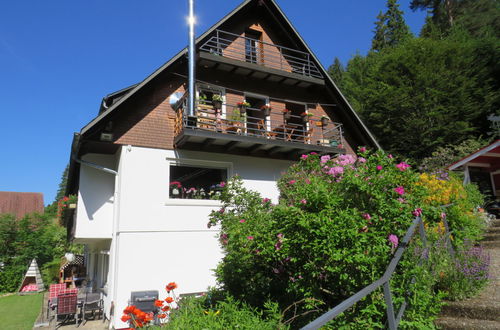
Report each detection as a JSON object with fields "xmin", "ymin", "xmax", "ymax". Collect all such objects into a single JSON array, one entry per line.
[
  {"xmin": 123, "ymin": 305, "xmax": 136, "ymax": 314},
  {"xmin": 162, "ymin": 305, "xmax": 171, "ymax": 312},
  {"xmin": 165, "ymin": 296, "xmax": 174, "ymax": 303},
  {"xmin": 154, "ymin": 299, "xmax": 164, "ymax": 307},
  {"xmin": 158, "ymin": 313, "xmax": 167, "ymax": 319},
  {"xmin": 166, "ymin": 282, "xmax": 178, "ymax": 292},
  {"xmin": 121, "ymin": 314, "xmax": 131, "ymax": 322}
]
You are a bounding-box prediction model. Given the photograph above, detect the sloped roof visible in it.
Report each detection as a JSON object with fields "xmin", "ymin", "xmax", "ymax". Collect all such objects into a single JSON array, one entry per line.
[
  {"xmin": 0, "ymin": 191, "xmax": 44, "ymax": 218},
  {"xmin": 448, "ymin": 140, "xmax": 500, "ymax": 170},
  {"xmin": 78, "ymin": 0, "xmax": 379, "ymax": 149}
]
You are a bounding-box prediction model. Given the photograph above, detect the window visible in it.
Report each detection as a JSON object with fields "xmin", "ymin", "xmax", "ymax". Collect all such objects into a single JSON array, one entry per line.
[
  {"xmin": 169, "ymin": 163, "xmax": 228, "ymax": 200},
  {"xmin": 245, "ymin": 30, "xmax": 262, "ymax": 64}
]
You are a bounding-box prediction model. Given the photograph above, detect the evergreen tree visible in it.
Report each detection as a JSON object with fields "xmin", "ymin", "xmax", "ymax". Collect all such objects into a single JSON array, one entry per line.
[
  {"xmin": 371, "ymin": 0, "xmax": 412, "ymax": 51},
  {"xmin": 327, "ymin": 57, "xmax": 345, "ymax": 86},
  {"xmin": 55, "ymin": 164, "xmax": 69, "ymax": 202}
]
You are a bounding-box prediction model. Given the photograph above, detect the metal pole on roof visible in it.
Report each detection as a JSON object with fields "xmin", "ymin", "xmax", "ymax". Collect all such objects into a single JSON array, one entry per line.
[{"xmin": 187, "ymin": 0, "xmax": 196, "ymax": 117}]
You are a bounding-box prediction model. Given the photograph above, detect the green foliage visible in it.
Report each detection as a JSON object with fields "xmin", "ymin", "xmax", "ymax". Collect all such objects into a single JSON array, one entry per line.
[
  {"xmin": 164, "ymin": 295, "xmax": 287, "ymax": 329},
  {"xmin": 0, "ymin": 213, "xmax": 68, "ymax": 292},
  {"xmin": 372, "ymin": 0, "xmax": 412, "ymax": 51},
  {"xmin": 327, "ymin": 57, "xmax": 344, "ymax": 86},
  {"xmin": 419, "ymin": 138, "xmax": 487, "ymax": 172},
  {"xmin": 339, "ymin": 35, "xmax": 498, "ymax": 162}
]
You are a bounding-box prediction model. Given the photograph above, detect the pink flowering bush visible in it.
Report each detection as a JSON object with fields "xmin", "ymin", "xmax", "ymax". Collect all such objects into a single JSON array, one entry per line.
[{"xmin": 208, "ymin": 149, "xmax": 444, "ymax": 327}]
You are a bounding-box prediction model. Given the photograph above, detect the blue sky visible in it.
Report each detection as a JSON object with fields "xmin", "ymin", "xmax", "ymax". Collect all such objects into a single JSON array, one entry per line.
[{"xmin": 0, "ymin": 0, "xmax": 426, "ymax": 205}]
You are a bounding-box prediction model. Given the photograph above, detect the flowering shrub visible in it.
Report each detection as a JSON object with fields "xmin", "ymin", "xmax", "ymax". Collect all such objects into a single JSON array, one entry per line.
[
  {"xmin": 57, "ymin": 195, "xmax": 77, "ymax": 224},
  {"xmin": 209, "ymin": 149, "xmax": 441, "ymax": 327}
]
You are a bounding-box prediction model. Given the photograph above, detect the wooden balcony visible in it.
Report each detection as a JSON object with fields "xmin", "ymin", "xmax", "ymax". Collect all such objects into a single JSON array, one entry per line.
[
  {"xmin": 174, "ymin": 102, "xmax": 344, "ymax": 160},
  {"xmin": 199, "ymin": 30, "xmax": 325, "ymax": 88}
]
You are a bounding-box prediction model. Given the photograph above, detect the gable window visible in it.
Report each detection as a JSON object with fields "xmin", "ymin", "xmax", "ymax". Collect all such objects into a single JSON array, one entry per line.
[
  {"xmin": 169, "ymin": 163, "xmax": 228, "ymax": 200},
  {"xmin": 245, "ymin": 30, "xmax": 262, "ymax": 64}
]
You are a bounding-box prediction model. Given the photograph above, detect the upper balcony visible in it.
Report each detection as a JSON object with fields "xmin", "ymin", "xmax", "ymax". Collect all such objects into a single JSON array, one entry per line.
[
  {"xmin": 173, "ymin": 98, "xmax": 345, "ymax": 160},
  {"xmin": 199, "ymin": 30, "xmax": 325, "ymax": 88}
]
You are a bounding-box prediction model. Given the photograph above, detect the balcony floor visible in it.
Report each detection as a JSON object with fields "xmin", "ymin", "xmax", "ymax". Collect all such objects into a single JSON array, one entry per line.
[{"xmin": 174, "ymin": 127, "xmax": 344, "ymax": 160}]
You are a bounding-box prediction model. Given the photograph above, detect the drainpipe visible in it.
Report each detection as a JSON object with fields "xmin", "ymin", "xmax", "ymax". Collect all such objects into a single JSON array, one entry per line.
[{"xmin": 187, "ymin": 0, "xmax": 197, "ymax": 125}]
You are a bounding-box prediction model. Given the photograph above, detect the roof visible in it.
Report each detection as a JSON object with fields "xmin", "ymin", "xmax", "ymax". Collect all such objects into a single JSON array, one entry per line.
[
  {"xmin": 77, "ymin": 0, "xmax": 379, "ymax": 149},
  {"xmin": 447, "ymin": 140, "xmax": 500, "ymax": 170},
  {"xmin": 0, "ymin": 191, "xmax": 44, "ymax": 218}
]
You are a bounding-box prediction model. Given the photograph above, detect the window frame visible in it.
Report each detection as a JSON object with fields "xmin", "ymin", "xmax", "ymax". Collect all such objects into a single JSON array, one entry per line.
[
  {"xmin": 165, "ymin": 157, "xmax": 233, "ymax": 206},
  {"xmin": 196, "ymin": 84, "xmax": 226, "ymax": 118}
]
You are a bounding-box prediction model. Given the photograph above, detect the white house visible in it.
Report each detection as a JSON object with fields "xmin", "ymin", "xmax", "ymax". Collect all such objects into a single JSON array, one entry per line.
[{"xmin": 65, "ymin": 0, "xmax": 379, "ymax": 328}]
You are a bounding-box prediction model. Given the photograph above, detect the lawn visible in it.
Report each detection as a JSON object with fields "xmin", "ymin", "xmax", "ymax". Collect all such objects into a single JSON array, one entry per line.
[{"xmin": 0, "ymin": 293, "xmax": 43, "ymax": 330}]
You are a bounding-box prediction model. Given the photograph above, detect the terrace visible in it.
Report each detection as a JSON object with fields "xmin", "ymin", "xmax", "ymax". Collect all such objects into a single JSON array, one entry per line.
[{"xmin": 173, "ymin": 98, "xmax": 345, "ymax": 160}]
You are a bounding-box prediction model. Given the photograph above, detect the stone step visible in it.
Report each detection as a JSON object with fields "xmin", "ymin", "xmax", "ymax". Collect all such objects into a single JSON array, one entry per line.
[
  {"xmin": 440, "ymin": 300, "xmax": 500, "ymax": 321},
  {"xmin": 483, "ymin": 233, "xmax": 500, "ymax": 241},
  {"xmin": 487, "ymin": 226, "xmax": 500, "ymax": 234},
  {"xmin": 490, "ymin": 219, "xmax": 500, "ymax": 228},
  {"xmin": 480, "ymin": 240, "xmax": 500, "ymax": 248},
  {"xmin": 435, "ymin": 317, "xmax": 500, "ymax": 330}
]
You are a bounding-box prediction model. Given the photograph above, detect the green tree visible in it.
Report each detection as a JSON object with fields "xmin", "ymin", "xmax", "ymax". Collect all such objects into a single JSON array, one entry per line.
[
  {"xmin": 372, "ymin": 0, "xmax": 412, "ymax": 51},
  {"xmin": 55, "ymin": 164, "xmax": 69, "ymax": 202},
  {"xmin": 327, "ymin": 57, "xmax": 344, "ymax": 86}
]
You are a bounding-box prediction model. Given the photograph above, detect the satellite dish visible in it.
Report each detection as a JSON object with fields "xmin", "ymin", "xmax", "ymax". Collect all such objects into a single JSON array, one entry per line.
[{"xmin": 169, "ymin": 92, "xmax": 184, "ymax": 107}]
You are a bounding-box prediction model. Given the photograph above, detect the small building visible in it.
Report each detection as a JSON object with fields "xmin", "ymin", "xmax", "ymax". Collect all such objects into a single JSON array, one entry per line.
[
  {"xmin": 447, "ymin": 139, "xmax": 500, "ymax": 198},
  {"xmin": 65, "ymin": 0, "xmax": 379, "ymax": 327},
  {"xmin": 0, "ymin": 191, "xmax": 44, "ymax": 219}
]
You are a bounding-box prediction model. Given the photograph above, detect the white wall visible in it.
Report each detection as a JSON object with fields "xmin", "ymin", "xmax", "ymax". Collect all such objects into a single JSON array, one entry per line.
[
  {"xmin": 110, "ymin": 146, "xmax": 292, "ymax": 328},
  {"xmin": 74, "ymin": 153, "xmax": 117, "ymax": 241}
]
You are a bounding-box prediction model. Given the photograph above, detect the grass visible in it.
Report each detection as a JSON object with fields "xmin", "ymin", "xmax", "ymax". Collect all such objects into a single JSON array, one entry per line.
[{"xmin": 0, "ymin": 293, "xmax": 43, "ymax": 330}]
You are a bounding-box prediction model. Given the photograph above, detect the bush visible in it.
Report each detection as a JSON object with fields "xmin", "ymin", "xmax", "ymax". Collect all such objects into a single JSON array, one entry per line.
[{"xmin": 165, "ymin": 295, "xmax": 286, "ymax": 329}]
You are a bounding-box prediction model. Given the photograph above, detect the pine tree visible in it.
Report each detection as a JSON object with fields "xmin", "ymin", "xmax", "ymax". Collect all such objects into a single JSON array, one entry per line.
[
  {"xmin": 55, "ymin": 165, "xmax": 69, "ymax": 202},
  {"xmin": 371, "ymin": 0, "xmax": 412, "ymax": 51},
  {"xmin": 327, "ymin": 57, "xmax": 345, "ymax": 86}
]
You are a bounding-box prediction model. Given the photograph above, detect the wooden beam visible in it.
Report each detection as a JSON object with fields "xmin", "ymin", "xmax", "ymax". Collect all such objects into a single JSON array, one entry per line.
[
  {"xmin": 268, "ymin": 146, "xmax": 284, "ymax": 156},
  {"xmin": 226, "ymin": 141, "xmax": 240, "ymax": 152},
  {"xmin": 203, "ymin": 138, "xmax": 216, "ymax": 150}
]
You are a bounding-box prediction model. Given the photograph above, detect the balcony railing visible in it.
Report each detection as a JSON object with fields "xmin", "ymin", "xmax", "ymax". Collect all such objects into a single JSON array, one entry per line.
[
  {"xmin": 199, "ymin": 30, "xmax": 323, "ymax": 79},
  {"xmin": 174, "ymin": 101, "xmax": 343, "ymax": 148}
]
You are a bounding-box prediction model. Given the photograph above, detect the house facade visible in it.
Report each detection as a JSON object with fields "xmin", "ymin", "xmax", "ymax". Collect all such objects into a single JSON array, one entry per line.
[{"xmin": 65, "ymin": 0, "xmax": 379, "ymax": 328}]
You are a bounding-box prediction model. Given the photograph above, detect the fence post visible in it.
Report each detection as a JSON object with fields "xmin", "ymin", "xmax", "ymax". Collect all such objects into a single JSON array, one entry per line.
[
  {"xmin": 418, "ymin": 216, "xmax": 427, "ymax": 248},
  {"xmin": 383, "ymin": 281, "xmax": 397, "ymax": 330}
]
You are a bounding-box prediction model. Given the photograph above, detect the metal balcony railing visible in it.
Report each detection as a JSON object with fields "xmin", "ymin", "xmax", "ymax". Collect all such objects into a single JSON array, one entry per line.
[
  {"xmin": 174, "ymin": 100, "xmax": 343, "ymax": 148},
  {"xmin": 200, "ymin": 30, "xmax": 323, "ymax": 79}
]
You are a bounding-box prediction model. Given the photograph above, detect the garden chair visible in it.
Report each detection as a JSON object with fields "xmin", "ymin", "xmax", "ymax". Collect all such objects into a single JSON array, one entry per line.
[
  {"xmin": 47, "ymin": 283, "xmax": 66, "ymax": 319},
  {"xmin": 80, "ymin": 291, "xmax": 103, "ymax": 326},
  {"xmin": 55, "ymin": 291, "xmax": 79, "ymax": 328}
]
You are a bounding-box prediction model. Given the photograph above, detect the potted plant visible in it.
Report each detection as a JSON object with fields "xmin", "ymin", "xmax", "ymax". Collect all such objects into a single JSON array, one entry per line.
[
  {"xmin": 261, "ymin": 105, "xmax": 272, "ymax": 117},
  {"xmin": 301, "ymin": 112, "xmax": 314, "ymax": 124},
  {"xmin": 237, "ymin": 101, "xmax": 250, "ymax": 114},
  {"xmin": 169, "ymin": 181, "xmax": 182, "ymax": 198},
  {"xmin": 320, "ymin": 115, "xmax": 329, "ymax": 127},
  {"xmin": 283, "ymin": 109, "xmax": 292, "ymax": 121},
  {"xmin": 212, "ymin": 94, "xmax": 223, "ymax": 110}
]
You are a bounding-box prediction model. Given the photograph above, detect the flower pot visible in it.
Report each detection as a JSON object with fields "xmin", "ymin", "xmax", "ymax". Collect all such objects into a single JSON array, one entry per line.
[
  {"xmin": 283, "ymin": 112, "xmax": 291, "ymax": 121},
  {"xmin": 320, "ymin": 117, "xmax": 329, "ymax": 126},
  {"xmin": 238, "ymin": 105, "xmax": 247, "ymax": 114},
  {"xmin": 212, "ymin": 100, "xmax": 222, "ymax": 110}
]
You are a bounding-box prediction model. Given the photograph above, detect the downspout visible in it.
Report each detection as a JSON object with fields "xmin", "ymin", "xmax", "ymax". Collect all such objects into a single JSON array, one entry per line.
[{"xmin": 187, "ymin": 0, "xmax": 196, "ymax": 118}]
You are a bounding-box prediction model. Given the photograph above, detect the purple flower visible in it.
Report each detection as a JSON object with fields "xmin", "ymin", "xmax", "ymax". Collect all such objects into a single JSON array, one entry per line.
[
  {"xmin": 388, "ymin": 234, "xmax": 399, "ymax": 249},
  {"xmin": 320, "ymin": 155, "xmax": 331, "ymax": 164},
  {"xmin": 358, "ymin": 157, "xmax": 366, "ymax": 163},
  {"xmin": 396, "ymin": 162, "xmax": 411, "ymax": 171},
  {"xmin": 277, "ymin": 233, "xmax": 284, "ymax": 239},
  {"xmin": 397, "ymin": 197, "xmax": 406, "ymax": 203},
  {"xmin": 362, "ymin": 213, "xmax": 371, "ymax": 220},
  {"xmin": 337, "ymin": 154, "xmax": 356, "ymax": 166},
  {"xmin": 412, "ymin": 208, "xmax": 423, "ymax": 217},
  {"xmin": 218, "ymin": 208, "xmax": 225, "ymax": 214},
  {"xmin": 394, "ymin": 186, "xmax": 405, "ymax": 195},
  {"xmin": 301, "ymin": 154, "xmax": 309, "ymax": 160},
  {"xmin": 441, "ymin": 212, "xmax": 446, "ymax": 219},
  {"xmin": 219, "ymin": 181, "xmax": 226, "ymax": 187},
  {"xmin": 388, "ymin": 154, "xmax": 393, "ymax": 159},
  {"xmin": 274, "ymin": 241, "xmax": 282, "ymax": 251}
]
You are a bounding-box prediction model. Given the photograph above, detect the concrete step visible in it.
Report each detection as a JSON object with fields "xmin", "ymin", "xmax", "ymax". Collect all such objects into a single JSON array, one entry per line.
[
  {"xmin": 440, "ymin": 300, "xmax": 500, "ymax": 321},
  {"xmin": 435, "ymin": 317, "xmax": 500, "ymax": 329},
  {"xmin": 483, "ymin": 233, "xmax": 500, "ymax": 241},
  {"xmin": 487, "ymin": 226, "xmax": 500, "ymax": 234},
  {"xmin": 490, "ymin": 219, "xmax": 500, "ymax": 227},
  {"xmin": 480, "ymin": 240, "xmax": 500, "ymax": 248}
]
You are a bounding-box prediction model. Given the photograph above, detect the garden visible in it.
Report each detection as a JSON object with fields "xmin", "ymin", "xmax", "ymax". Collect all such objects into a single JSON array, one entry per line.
[{"xmin": 122, "ymin": 149, "xmax": 490, "ymax": 329}]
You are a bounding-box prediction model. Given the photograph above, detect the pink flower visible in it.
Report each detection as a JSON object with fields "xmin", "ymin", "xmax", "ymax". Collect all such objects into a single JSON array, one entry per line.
[
  {"xmin": 310, "ymin": 152, "xmax": 318, "ymax": 155},
  {"xmin": 337, "ymin": 154, "xmax": 355, "ymax": 166},
  {"xmin": 362, "ymin": 213, "xmax": 371, "ymax": 220},
  {"xmin": 328, "ymin": 166, "xmax": 344, "ymax": 176},
  {"xmin": 396, "ymin": 162, "xmax": 411, "ymax": 171},
  {"xmin": 320, "ymin": 155, "xmax": 331, "ymax": 164},
  {"xmin": 376, "ymin": 165, "xmax": 383, "ymax": 171},
  {"xmin": 247, "ymin": 236, "xmax": 254, "ymax": 240},
  {"xmin": 305, "ymin": 178, "xmax": 311, "ymax": 184},
  {"xmin": 218, "ymin": 208, "xmax": 225, "ymax": 214},
  {"xmin": 397, "ymin": 197, "xmax": 406, "ymax": 203},
  {"xmin": 288, "ymin": 180, "xmax": 296, "ymax": 185},
  {"xmin": 239, "ymin": 219, "xmax": 246, "ymax": 223},
  {"xmin": 219, "ymin": 181, "xmax": 226, "ymax": 187},
  {"xmin": 300, "ymin": 154, "xmax": 308, "ymax": 160},
  {"xmin": 388, "ymin": 234, "xmax": 399, "ymax": 249},
  {"xmin": 277, "ymin": 233, "xmax": 283, "ymax": 239},
  {"xmin": 394, "ymin": 186, "xmax": 405, "ymax": 195},
  {"xmin": 262, "ymin": 198, "xmax": 271, "ymax": 204},
  {"xmin": 357, "ymin": 157, "xmax": 366, "ymax": 163},
  {"xmin": 300, "ymin": 199, "xmax": 307, "ymax": 205},
  {"xmin": 388, "ymin": 154, "xmax": 393, "ymax": 159},
  {"xmin": 441, "ymin": 212, "xmax": 446, "ymax": 219},
  {"xmin": 359, "ymin": 147, "xmax": 367, "ymax": 153},
  {"xmin": 412, "ymin": 208, "xmax": 422, "ymax": 217}
]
